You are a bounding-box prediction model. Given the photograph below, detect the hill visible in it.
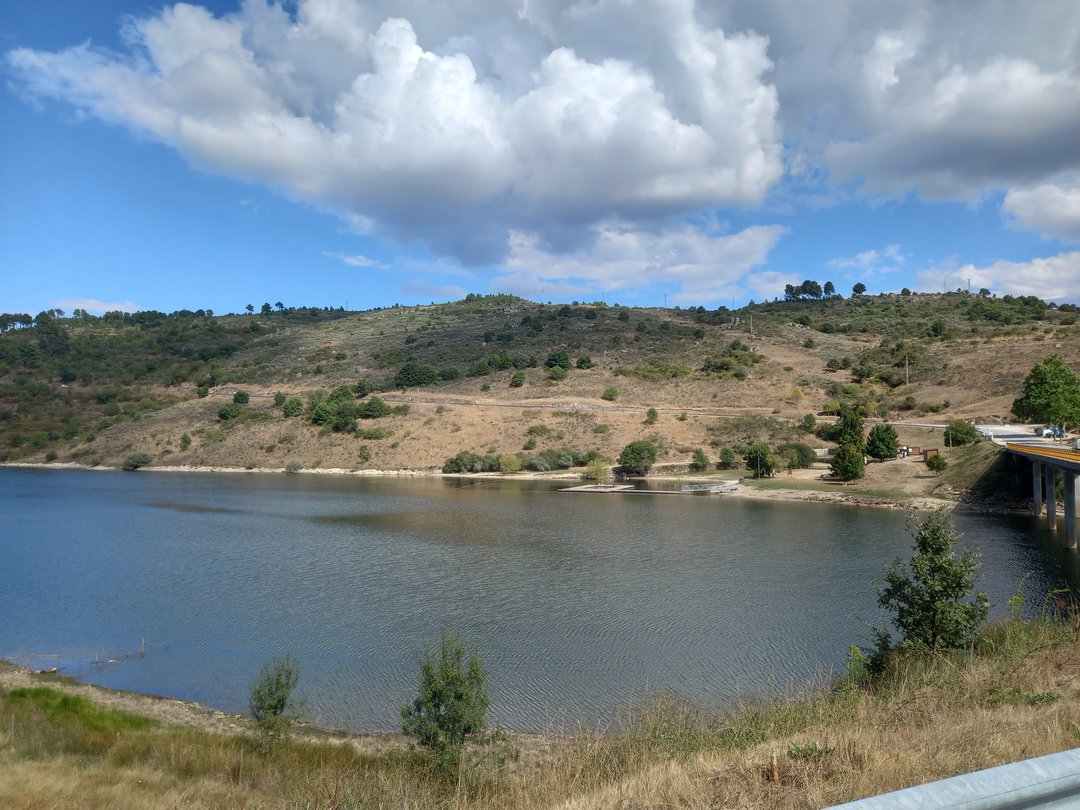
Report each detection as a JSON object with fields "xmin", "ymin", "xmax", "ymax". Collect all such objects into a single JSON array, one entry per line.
[{"xmin": 1, "ymin": 292, "xmax": 1076, "ymax": 490}]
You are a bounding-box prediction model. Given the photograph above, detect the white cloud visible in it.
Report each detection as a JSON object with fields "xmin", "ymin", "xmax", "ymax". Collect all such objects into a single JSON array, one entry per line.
[
  {"xmin": 916, "ymin": 252, "xmax": 1080, "ymax": 304},
  {"xmin": 827, "ymin": 244, "xmax": 904, "ymax": 274},
  {"xmin": 499, "ymin": 221, "xmax": 785, "ymax": 305},
  {"xmin": 323, "ymin": 251, "xmax": 388, "ymax": 269},
  {"xmin": 1002, "ymin": 179, "xmax": 1080, "ymax": 242},
  {"xmin": 53, "ymin": 298, "xmax": 138, "ymax": 314},
  {"xmin": 7, "ymin": 0, "xmax": 782, "ymax": 267}
]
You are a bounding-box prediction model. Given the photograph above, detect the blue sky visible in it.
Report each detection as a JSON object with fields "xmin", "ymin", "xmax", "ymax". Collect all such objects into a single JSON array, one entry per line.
[{"xmin": 3, "ymin": 1, "xmax": 1079, "ymax": 316}]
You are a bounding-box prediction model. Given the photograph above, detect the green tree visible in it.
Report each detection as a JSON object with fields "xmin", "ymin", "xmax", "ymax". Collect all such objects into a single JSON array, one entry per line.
[
  {"xmin": 122, "ymin": 452, "xmax": 152, "ymax": 471},
  {"xmin": 645, "ymin": 407, "xmax": 659, "ymax": 425},
  {"xmin": 273, "ymin": 392, "xmax": 286, "ymax": 407},
  {"xmin": 875, "ymin": 508, "xmax": 989, "ymax": 655},
  {"xmin": 866, "ymin": 423, "xmax": 900, "ymax": 462},
  {"xmin": 249, "ymin": 653, "xmax": 300, "ymax": 750},
  {"xmin": 830, "ymin": 443, "xmax": 864, "ymax": 480},
  {"xmin": 618, "ymin": 440, "xmax": 658, "ymax": 476},
  {"xmin": 690, "ymin": 448, "xmax": 711, "ymax": 472},
  {"xmin": 509, "ymin": 371, "xmax": 525, "ymax": 388},
  {"xmin": 218, "ymin": 402, "xmax": 243, "ymax": 421},
  {"xmin": 823, "ymin": 281, "xmax": 836, "ymax": 297},
  {"xmin": 401, "ymin": 632, "xmax": 490, "ymax": 773},
  {"xmin": 743, "ymin": 443, "xmax": 774, "ymax": 478},
  {"xmin": 232, "ymin": 390, "xmax": 250, "ymax": 405},
  {"xmin": 260, "ymin": 303, "xmax": 272, "ymax": 315},
  {"xmin": 1012, "ymin": 355, "xmax": 1080, "ymax": 430},
  {"xmin": 719, "ymin": 447, "xmax": 738, "ymax": 469},
  {"xmin": 852, "ymin": 282, "xmax": 867, "ymax": 296},
  {"xmin": 545, "ymin": 348, "xmax": 572, "ymax": 370},
  {"xmin": 585, "ymin": 457, "xmax": 611, "ymax": 482},
  {"xmin": 575, "ymin": 355, "xmax": 593, "ymax": 369},
  {"xmin": 835, "ymin": 404, "xmax": 865, "ymax": 454},
  {"xmin": 395, "ymin": 360, "xmax": 439, "ymax": 389},
  {"xmin": 944, "ymin": 420, "xmax": 981, "ymax": 447},
  {"xmin": 926, "ymin": 454, "xmax": 948, "ymax": 473}
]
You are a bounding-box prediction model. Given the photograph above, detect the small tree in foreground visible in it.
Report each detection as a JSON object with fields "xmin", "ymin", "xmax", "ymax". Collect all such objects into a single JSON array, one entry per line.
[
  {"xmin": 926, "ymin": 453, "xmax": 948, "ymax": 473},
  {"xmin": 401, "ymin": 632, "xmax": 490, "ymax": 773},
  {"xmin": 875, "ymin": 508, "xmax": 989, "ymax": 658},
  {"xmin": 743, "ymin": 443, "xmax": 774, "ymax": 478},
  {"xmin": 830, "ymin": 443, "xmax": 864, "ymax": 480},
  {"xmin": 249, "ymin": 653, "xmax": 300, "ymax": 750},
  {"xmin": 690, "ymin": 448, "xmax": 711, "ymax": 472}
]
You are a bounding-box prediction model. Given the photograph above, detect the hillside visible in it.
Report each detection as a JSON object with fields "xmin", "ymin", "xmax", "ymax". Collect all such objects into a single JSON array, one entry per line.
[{"xmin": 1, "ymin": 292, "xmax": 1076, "ymax": 485}]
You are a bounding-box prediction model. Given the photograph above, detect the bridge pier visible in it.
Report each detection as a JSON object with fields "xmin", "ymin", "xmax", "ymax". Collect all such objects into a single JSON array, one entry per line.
[
  {"xmin": 1045, "ymin": 466, "xmax": 1058, "ymax": 531},
  {"xmin": 1033, "ymin": 461, "xmax": 1043, "ymax": 516},
  {"xmin": 1008, "ymin": 443, "xmax": 1080, "ymax": 550},
  {"xmin": 1066, "ymin": 473, "xmax": 1079, "ymax": 550}
]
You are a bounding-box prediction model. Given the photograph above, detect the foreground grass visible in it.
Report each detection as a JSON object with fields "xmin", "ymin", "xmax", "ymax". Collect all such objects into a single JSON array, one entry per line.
[{"xmin": 4, "ymin": 615, "xmax": 1080, "ymax": 809}]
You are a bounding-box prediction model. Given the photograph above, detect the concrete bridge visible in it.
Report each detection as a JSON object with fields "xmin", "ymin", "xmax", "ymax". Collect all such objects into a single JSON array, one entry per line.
[{"xmin": 1006, "ymin": 443, "xmax": 1080, "ymax": 548}]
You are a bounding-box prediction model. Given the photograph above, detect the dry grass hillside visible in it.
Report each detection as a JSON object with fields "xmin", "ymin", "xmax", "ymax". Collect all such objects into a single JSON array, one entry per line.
[{"xmin": 1, "ymin": 292, "xmax": 1077, "ymax": 480}]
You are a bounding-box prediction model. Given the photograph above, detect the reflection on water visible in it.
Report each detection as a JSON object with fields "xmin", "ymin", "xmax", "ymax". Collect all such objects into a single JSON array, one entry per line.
[{"xmin": 2, "ymin": 468, "xmax": 1077, "ymax": 732}]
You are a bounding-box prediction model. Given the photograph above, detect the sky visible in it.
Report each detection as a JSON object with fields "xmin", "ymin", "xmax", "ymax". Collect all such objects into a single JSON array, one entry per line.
[{"xmin": 2, "ymin": 0, "xmax": 1079, "ymax": 316}]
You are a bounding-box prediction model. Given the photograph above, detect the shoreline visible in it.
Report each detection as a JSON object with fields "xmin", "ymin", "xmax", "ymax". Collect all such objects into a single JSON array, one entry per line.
[{"xmin": 3, "ymin": 459, "xmax": 1025, "ymax": 515}]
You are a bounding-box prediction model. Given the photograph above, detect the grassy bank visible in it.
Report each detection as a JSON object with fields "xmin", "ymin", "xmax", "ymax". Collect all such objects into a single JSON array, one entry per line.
[{"xmin": 4, "ymin": 614, "xmax": 1080, "ymax": 809}]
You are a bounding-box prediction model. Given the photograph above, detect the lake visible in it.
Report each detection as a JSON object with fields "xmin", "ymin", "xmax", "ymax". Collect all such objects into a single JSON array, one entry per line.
[{"xmin": 1, "ymin": 467, "xmax": 1075, "ymax": 733}]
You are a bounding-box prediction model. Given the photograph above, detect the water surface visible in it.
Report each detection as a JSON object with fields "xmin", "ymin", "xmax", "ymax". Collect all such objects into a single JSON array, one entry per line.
[{"xmin": 2, "ymin": 468, "xmax": 1074, "ymax": 732}]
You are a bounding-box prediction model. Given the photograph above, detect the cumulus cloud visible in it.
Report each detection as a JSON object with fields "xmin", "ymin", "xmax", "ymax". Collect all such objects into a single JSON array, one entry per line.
[
  {"xmin": 6, "ymin": 0, "xmax": 782, "ymax": 281},
  {"xmin": 1002, "ymin": 179, "xmax": 1080, "ymax": 242},
  {"xmin": 915, "ymin": 253, "xmax": 1080, "ymax": 304},
  {"xmin": 499, "ymin": 222, "xmax": 785, "ymax": 305}
]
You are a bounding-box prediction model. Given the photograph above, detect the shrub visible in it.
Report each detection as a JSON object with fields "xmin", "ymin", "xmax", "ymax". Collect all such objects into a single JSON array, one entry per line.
[
  {"xmin": 273, "ymin": 392, "xmax": 286, "ymax": 407},
  {"xmin": 510, "ymin": 371, "xmax": 525, "ymax": 388},
  {"xmin": 395, "ymin": 360, "xmax": 439, "ymax": 389},
  {"xmin": 196, "ymin": 386, "xmax": 209, "ymax": 398},
  {"xmin": 358, "ymin": 396, "xmax": 391, "ymax": 419},
  {"xmin": 926, "ymin": 454, "xmax": 948, "ymax": 473},
  {"xmin": 873, "ymin": 508, "xmax": 989, "ymax": 658},
  {"xmin": 549, "ymin": 366, "xmax": 568, "ymax": 381},
  {"xmin": 719, "ymin": 447, "xmax": 738, "ymax": 469},
  {"xmin": 576, "ymin": 355, "xmax": 593, "ymax": 369},
  {"xmin": 618, "ymin": 440, "xmax": 657, "ymax": 475},
  {"xmin": 249, "ymin": 653, "xmax": 300, "ymax": 750},
  {"xmin": 121, "ymin": 452, "xmax": 152, "ymax": 471},
  {"xmin": 357, "ymin": 445, "xmax": 372, "ymax": 464},
  {"xmin": 232, "ymin": 390, "xmax": 250, "ymax": 405},
  {"xmin": 401, "ymin": 632, "xmax": 490, "ymax": 773},
  {"xmin": 601, "ymin": 388, "xmax": 619, "ymax": 401},
  {"xmin": 180, "ymin": 433, "xmax": 191, "ymax": 451},
  {"xmin": 690, "ymin": 449, "xmax": 711, "ymax": 472},
  {"xmin": 645, "ymin": 407, "xmax": 659, "ymax": 425},
  {"xmin": 944, "ymin": 420, "xmax": 981, "ymax": 447},
  {"xmin": 285, "ymin": 461, "xmax": 302, "ymax": 473},
  {"xmin": 218, "ymin": 402, "xmax": 243, "ymax": 421},
  {"xmin": 585, "ymin": 457, "xmax": 611, "ymax": 482},
  {"xmin": 545, "ymin": 348, "xmax": 572, "ymax": 370},
  {"xmin": 282, "ymin": 397, "xmax": 303, "ymax": 418}
]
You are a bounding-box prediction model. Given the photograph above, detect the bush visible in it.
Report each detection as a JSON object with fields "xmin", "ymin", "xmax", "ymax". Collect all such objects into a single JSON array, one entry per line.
[
  {"xmin": 873, "ymin": 508, "xmax": 989, "ymax": 658},
  {"xmin": 284, "ymin": 461, "xmax": 302, "ymax": 473},
  {"xmin": 601, "ymin": 387, "xmax": 619, "ymax": 401},
  {"xmin": 273, "ymin": 392, "xmax": 286, "ymax": 407},
  {"xmin": 719, "ymin": 447, "xmax": 738, "ymax": 469},
  {"xmin": 690, "ymin": 448, "xmax": 711, "ymax": 472},
  {"xmin": 545, "ymin": 348, "xmax": 572, "ymax": 370},
  {"xmin": 249, "ymin": 653, "xmax": 300, "ymax": 750},
  {"xmin": 645, "ymin": 407, "xmax": 659, "ymax": 425},
  {"xmin": 232, "ymin": 390, "xmax": 250, "ymax": 405},
  {"xmin": 926, "ymin": 454, "xmax": 948, "ymax": 473},
  {"xmin": 358, "ymin": 396, "xmax": 391, "ymax": 419},
  {"xmin": 180, "ymin": 433, "xmax": 191, "ymax": 451},
  {"xmin": 282, "ymin": 396, "xmax": 303, "ymax": 418},
  {"xmin": 196, "ymin": 386, "xmax": 210, "ymax": 398},
  {"xmin": 576, "ymin": 355, "xmax": 593, "ymax": 369},
  {"xmin": 218, "ymin": 402, "xmax": 243, "ymax": 421},
  {"xmin": 121, "ymin": 452, "xmax": 152, "ymax": 471},
  {"xmin": 401, "ymin": 632, "xmax": 490, "ymax": 773},
  {"xmin": 549, "ymin": 366, "xmax": 568, "ymax": 381},
  {"xmin": 944, "ymin": 420, "xmax": 981, "ymax": 447},
  {"xmin": 618, "ymin": 440, "xmax": 657, "ymax": 476},
  {"xmin": 509, "ymin": 371, "xmax": 525, "ymax": 388},
  {"xmin": 776, "ymin": 442, "xmax": 816, "ymax": 469},
  {"xmin": 395, "ymin": 360, "xmax": 439, "ymax": 389}
]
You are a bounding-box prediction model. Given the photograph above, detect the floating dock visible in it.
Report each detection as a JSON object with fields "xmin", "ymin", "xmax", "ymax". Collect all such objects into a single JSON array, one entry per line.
[{"xmin": 560, "ymin": 483, "xmax": 739, "ymax": 496}]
